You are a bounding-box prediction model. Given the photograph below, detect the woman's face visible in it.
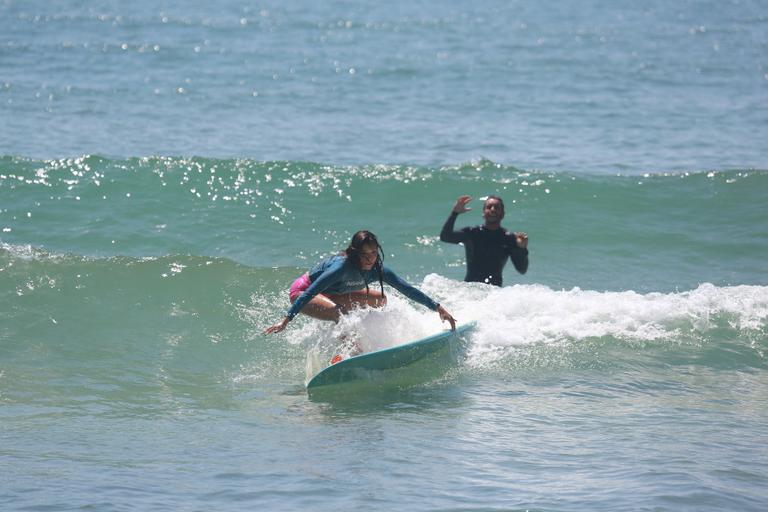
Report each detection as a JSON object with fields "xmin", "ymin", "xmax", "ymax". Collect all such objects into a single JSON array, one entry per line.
[{"xmin": 358, "ymin": 242, "xmax": 379, "ymax": 271}]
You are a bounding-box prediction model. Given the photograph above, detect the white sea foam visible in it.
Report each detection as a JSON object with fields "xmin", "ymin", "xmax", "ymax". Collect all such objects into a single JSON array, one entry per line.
[
  {"xmin": 421, "ymin": 275, "xmax": 768, "ymax": 356},
  {"xmin": 0, "ymin": 240, "xmax": 37, "ymax": 260},
  {"xmin": 289, "ymin": 276, "xmax": 767, "ymax": 375}
]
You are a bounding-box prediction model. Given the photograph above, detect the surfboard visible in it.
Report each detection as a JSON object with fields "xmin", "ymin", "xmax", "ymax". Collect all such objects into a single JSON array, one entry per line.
[{"xmin": 306, "ymin": 321, "xmax": 476, "ymax": 390}]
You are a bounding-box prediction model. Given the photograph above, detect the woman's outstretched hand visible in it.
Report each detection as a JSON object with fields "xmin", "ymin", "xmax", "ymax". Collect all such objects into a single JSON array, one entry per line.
[
  {"xmin": 437, "ymin": 305, "xmax": 456, "ymax": 331},
  {"xmin": 264, "ymin": 317, "xmax": 290, "ymax": 334}
]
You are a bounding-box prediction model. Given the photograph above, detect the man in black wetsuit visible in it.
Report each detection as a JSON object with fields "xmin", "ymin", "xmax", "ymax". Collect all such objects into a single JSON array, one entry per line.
[{"xmin": 440, "ymin": 195, "xmax": 528, "ymax": 286}]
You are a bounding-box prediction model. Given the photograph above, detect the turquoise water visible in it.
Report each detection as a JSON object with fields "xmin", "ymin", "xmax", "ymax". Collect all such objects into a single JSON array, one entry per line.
[{"xmin": 2, "ymin": 1, "xmax": 768, "ymax": 511}]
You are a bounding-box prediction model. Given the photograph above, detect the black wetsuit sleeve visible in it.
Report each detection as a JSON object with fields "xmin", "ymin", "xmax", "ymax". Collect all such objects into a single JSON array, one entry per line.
[
  {"xmin": 440, "ymin": 212, "xmax": 467, "ymax": 244},
  {"xmin": 509, "ymin": 237, "xmax": 529, "ymax": 275}
]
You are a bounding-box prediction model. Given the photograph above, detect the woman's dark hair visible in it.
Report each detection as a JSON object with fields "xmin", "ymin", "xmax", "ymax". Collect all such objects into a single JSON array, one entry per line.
[{"xmin": 344, "ymin": 230, "xmax": 385, "ymax": 298}]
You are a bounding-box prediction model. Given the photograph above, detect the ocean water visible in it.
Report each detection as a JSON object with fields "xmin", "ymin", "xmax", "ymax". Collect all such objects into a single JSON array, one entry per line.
[{"xmin": 2, "ymin": 1, "xmax": 768, "ymax": 511}]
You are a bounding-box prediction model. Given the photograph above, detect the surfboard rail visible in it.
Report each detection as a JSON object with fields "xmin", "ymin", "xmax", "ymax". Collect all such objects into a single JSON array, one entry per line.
[{"xmin": 306, "ymin": 321, "xmax": 476, "ymax": 389}]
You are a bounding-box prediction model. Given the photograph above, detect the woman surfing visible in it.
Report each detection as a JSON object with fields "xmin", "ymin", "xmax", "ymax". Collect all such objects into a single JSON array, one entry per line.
[{"xmin": 264, "ymin": 230, "xmax": 456, "ymax": 334}]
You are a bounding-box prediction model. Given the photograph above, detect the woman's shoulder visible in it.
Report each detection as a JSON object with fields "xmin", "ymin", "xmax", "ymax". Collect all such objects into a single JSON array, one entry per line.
[
  {"xmin": 379, "ymin": 264, "xmax": 399, "ymax": 278},
  {"xmin": 311, "ymin": 254, "xmax": 348, "ymax": 273}
]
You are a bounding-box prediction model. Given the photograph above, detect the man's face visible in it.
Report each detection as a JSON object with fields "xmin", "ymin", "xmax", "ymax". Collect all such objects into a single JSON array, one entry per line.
[{"xmin": 483, "ymin": 198, "xmax": 504, "ymax": 224}]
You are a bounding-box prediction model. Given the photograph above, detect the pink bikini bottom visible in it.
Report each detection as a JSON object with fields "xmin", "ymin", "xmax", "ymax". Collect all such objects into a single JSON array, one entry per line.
[{"xmin": 289, "ymin": 273, "xmax": 311, "ymax": 302}]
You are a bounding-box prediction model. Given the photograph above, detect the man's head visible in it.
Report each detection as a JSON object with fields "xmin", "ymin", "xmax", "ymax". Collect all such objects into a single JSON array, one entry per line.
[{"xmin": 482, "ymin": 196, "xmax": 505, "ymax": 228}]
